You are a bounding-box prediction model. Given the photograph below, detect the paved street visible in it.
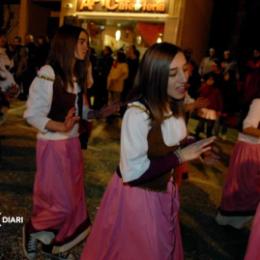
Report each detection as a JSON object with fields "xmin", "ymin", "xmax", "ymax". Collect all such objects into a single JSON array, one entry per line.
[{"xmin": 0, "ymin": 100, "xmax": 250, "ymax": 260}]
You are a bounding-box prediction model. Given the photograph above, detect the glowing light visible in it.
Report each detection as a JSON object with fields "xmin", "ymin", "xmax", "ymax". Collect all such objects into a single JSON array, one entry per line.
[
  {"xmin": 115, "ymin": 30, "xmax": 121, "ymax": 41},
  {"xmin": 136, "ymin": 35, "xmax": 142, "ymax": 45},
  {"xmin": 156, "ymin": 33, "xmax": 163, "ymax": 43}
]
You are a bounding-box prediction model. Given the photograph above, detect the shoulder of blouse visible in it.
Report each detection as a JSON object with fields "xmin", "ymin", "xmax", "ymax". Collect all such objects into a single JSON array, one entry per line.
[
  {"xmin": 37, "ymin": 65, "xmax": 55, "ymax": 82},
  {"xmin": 127, "ymin": 101, "xmax": 150, "ymax": 115},
  {"xmin": 127, "ymin": 102, "xmax": 173, "ymax": 120}
]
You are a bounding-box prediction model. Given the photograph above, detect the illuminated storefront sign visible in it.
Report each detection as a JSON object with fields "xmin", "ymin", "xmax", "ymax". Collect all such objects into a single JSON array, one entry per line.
[{"xmin": 77, "ymin": 0, "xmax": 167, "ymax": 13}]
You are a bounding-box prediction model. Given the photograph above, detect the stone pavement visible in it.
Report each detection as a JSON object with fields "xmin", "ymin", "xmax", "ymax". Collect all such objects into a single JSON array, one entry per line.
[{"xmin": 0, "ymin": 100, "xmax": 250, "ymax": 260}]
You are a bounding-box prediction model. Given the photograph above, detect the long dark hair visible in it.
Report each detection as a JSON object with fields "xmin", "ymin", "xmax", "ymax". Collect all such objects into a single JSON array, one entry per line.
[
  {"xmin": 130, "ymin": 42, "xmax": 184, "ymax": 123},
  {"xmin": 47, "ymin": 25, "xmax": 89, "ymax": 93}
]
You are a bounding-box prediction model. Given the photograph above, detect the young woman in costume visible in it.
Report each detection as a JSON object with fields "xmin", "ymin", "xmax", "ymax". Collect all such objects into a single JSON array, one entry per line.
[
  {"xmin": 23, "ymin": 25, "xmax": 91, "ymax": 259},
  {"xmin": 81, "ymin": 42, "xmax": 215, "ymax": 260}
]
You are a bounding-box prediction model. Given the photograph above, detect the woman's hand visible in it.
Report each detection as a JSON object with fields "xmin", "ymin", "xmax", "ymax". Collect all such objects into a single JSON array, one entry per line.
[
  {"xmin": 199, "ymin": 142, "xmax": 221, "ymax": 165},
  {"xmin": 178, "ymin": 136, "xmax": 216, "ymax": 162},
  {"xmin": 63, "ymin": 107, "xmax": 80, "ymax": 132},
  {"xmin": 45, "ymin": 107, "xmax": 80, "ymax": 133}
]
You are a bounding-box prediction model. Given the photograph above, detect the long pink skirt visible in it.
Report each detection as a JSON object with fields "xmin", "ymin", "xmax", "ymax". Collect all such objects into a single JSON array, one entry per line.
[
  {"xmin": 244, "ymin": 203, "xmax": 260, "ymax": 260},
  {"xmin": 81, "ymin": 174, "xmax": 183, "ymax": 260},
  {"xmin": 31, "ymin": 137, "xmax": 89, "ymax": 244},
  {"xmin": 219, "ymin": 141, "xmax": 260, "ymax": 215}
]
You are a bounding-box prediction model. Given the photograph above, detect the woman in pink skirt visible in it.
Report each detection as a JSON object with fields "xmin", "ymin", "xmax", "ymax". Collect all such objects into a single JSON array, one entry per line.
[
  {"xmin": 81, "ymin": 42, "xmax": 215, "ymax": 260},
  {"xmin": 216, "ymin": 96, "xmax": 260, "ymax": 229},
  {"xmin": 22, "ymin": 25, "xmax": 92, "ymax": 259}
]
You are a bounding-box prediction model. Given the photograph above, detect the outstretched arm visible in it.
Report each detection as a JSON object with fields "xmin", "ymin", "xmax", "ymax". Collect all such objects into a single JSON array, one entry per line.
[
  {"xmin": 125, "ymin": 136, "xmax": 216, "ymax": 185},
  {"xmin": 87, "ymin": 103, "xmax": 121, "ymax": 119}
]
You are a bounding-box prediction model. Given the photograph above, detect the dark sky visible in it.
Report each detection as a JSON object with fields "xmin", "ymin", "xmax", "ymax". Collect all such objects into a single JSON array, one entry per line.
[{"xmin": 209, "ymin": 0, "xmax": 260, "ymax": 52}]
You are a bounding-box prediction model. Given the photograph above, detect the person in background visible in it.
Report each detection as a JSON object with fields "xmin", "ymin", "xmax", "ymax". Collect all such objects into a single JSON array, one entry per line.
[
  {"xmin": 107, "ymin": 50, "xmax": 128, "ymax": 105},
  {"xmin": 80, "ymin": 42, "xmax": 215, "ymax": 260},
  {"xmin": 20, "ymin": 34, "xmax": 38, "ymax": 100},
  {"xmin": 106, "ymin": 50, "xmax": 128, "ymax": 123},
  {"xmin": 184, "ymin": 48, "xmax": 201, "ymax": 100},
  {"xmin": 84, "ymin": 47, "xmax": 98, "ymax": 107},
  {"xmin": 216, "ymin": 95, "xmax": 260, "ymax": 229},
  {"xmin": 23, "ymin": 25, "xmax": 91, "ymax": 260},
  {"xmin": 0, "ymin": 62, "xmax": 20, "ymax": 123},
  {"xmin": 195, "ymin": 72, "xmax": 223, "ymax": 138},
  {"xmin": 239, "ymin": 48, "xmax": 260, "ymax": 126},
  {"xmin": 220, "ymin": 50, "xmax": 239, "ymax": 78},
  {"xmin": 9, "ymin": 36, "xmax": 28, "ymax": 93},
  {"xmin": 199, "ymin": 47, "xmax": 218, "ymax": 77},
  {"xmin": 0, "ymin": 30, "xmax": 14, "ymax": 69},
  {"xmin": 35, "ymin": 35, "xmax": 50, "ymax": 69},
  {"xmin": 121, "ymin": 44, "xmax": 140, "ymax": 104},
  {"xmin": 92, "ymin": 46, "xmax": 113, "ymax": 110}
]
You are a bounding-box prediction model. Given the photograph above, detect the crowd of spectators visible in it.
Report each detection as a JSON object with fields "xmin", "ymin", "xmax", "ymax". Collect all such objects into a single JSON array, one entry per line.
[{"xmin": 1, "ymin": 28, "xmax": 259, "ymax": 138}]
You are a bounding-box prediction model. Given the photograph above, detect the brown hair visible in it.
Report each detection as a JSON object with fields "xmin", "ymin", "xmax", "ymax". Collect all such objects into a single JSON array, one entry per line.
[
  {"xmin": 47, "ymin": 24, "xmax": 90, "ymax": 93},
  {"xmin": 130, "ymin": 42, "xmax": 184, "ymax": 123}
]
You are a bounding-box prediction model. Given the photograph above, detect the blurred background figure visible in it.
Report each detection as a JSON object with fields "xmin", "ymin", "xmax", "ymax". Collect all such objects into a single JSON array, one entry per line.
[
  {"xmin": 220, "ymin": 50, "xmax": 239, "ymax": 78},
  {"xmin": 216, "ymin": 96, "xmax": 260, "ymax": 230},
  {"xmin": 195, "ymin": 72, "xmax": 223, "ymax": 138},
  {"xmin": 184, "ymin": 48, "xmax": 201, "ymax": 100},
  {"xmin": 0, "ymin": 30, "xmax": 14, "ymax": 69},
  {"xmin": 8, "ymin": 36, "xmax": 28, "ymax": 95},
  {"xmin": 106, "ymin": 50, "xmax": 128, "ymax": 123},
  {"xmin": 35, "ymin": 35, "xmax": 50, "ymax": 69},
  {"xmin": 199, "ymin": 47, "xmax": 218, "ymax": 77},
  {"xmin": 92, "ymin": 46, "xmax": 113, "ymax": 110},
  {"xmin": 240, "ymin": 48, "xmax": 260, "ymax": 118},
  {"xmin": 19, "ymin": 34, "xmax": 38, "ymax": 100},
  {"xmin": 121, "ymin": 45, "xmax": 140, "ymax": 104}
]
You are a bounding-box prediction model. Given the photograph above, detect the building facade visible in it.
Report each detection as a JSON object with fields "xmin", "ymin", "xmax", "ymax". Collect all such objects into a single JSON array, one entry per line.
[{"xmin": 3, "ymin": 0, "xmax": 214, "ymax": 62}]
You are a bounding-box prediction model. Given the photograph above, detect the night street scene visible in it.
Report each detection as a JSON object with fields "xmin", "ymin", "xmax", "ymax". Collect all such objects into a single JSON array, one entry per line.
[{"xmin": 0, "ymin": 0, "xmax": 260, "ymax": 260}]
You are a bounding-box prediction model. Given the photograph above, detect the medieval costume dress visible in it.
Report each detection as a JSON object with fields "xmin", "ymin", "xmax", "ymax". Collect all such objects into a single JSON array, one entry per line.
[
  {"xmin": 24, "ymin": 65, "xmax": 90, "ymax": 253},
  {"xmin": 81, "ymin": 101, "xmax": 187, "ymax": 260},
  {"xmin": 216, "ymin": 99, "xmax": 260, "ymax": 229}
]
